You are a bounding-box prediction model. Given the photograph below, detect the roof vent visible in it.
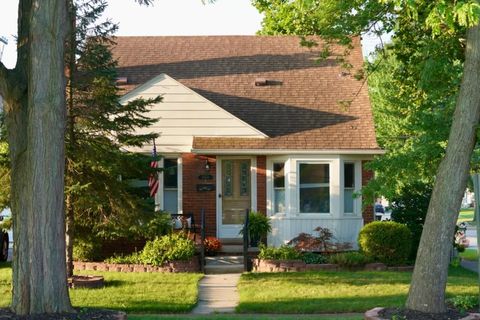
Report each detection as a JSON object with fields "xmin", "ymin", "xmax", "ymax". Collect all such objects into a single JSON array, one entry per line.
[
  {"xmin": 255, "ymin": 78, "xmax": 268, "ymax": 86},
  {"xmin": 254, "ymin": 78, "xmax": 282, "ymax": 86},
  {"xmin": 116, "ymin": 77, "xmax": 128, "ymax": 85}
]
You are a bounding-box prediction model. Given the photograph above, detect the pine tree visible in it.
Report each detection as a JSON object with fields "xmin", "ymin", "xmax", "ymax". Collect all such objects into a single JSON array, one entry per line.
[{"xmin": 64, "ymin": 0, "xmax": 161, "ymax": 276}]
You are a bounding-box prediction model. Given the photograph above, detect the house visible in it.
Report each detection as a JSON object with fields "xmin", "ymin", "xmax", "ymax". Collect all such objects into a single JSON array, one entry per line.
[{"xmin": 113, "ymin": 36, "xmax": 382, "ymax": 247}]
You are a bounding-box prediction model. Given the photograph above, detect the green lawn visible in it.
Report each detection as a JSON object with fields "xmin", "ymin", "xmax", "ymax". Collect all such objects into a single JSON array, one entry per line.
[
  {"xmin": 130, "ymin": 315, "xmax": 361, "ymax": 320},
  {"xmin": 237, "ymin": 268, "xmax": 477, "ymax": 314},
  {"xmin": 460, "ymin": 248, "xmax": 479, "ymax": 261},
  {"xmin": 458, "ymin": 208, "xmax": 475, "ymax": 223},
  {"xmin": 0, "ymin": 263, "xmax": 202, "ymax": 313}
]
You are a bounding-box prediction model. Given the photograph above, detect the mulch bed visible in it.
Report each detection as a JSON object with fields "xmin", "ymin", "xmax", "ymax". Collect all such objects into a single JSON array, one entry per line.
[
  {"xmin": 380, "ymin": 307, "xmax": 468, "ymax": 320},
  {"xmin": 0, "ymin": 308, "xmax": 125, "ymax": 320}
]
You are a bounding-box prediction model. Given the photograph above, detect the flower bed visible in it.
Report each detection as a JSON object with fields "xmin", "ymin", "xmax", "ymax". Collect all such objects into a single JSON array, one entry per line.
[
  {"xmin": 252, "ymin": 258, "xmax": 413, "ymax": 272},
  {"xmin": 74, "ymin": 256, "xmax": 200, "ymax": 273}
]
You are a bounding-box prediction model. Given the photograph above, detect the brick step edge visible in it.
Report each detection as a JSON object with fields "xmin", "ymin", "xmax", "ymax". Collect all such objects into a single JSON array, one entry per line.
[
  {"xmin": 74, "ymin": 257, "xmax": 200, "ymax": 273},
  {"xmin": 252, "ymin": 259, "xmax": 414, "ymax": 273}
]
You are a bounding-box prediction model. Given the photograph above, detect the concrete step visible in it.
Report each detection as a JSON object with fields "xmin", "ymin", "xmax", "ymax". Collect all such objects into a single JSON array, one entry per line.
[
  {"xmin": 204, "ymin": 264, "xmax": 244, "ymax": 274},
  {"xmin": 205, "ymin": 256, "xmax": 244, "ymax": 265},
  {"xmin": 219, "ymin": 238, "xmax": 243, "ymax": 245},
  {"xmin": 220, "ymin": 245, "xmax": 243, "ymax": 254}
]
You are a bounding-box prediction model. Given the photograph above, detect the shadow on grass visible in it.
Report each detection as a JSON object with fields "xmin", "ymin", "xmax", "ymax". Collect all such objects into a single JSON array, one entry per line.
[
  {"xmin": 236, "ymin": 294, "xmax": 406, "ymax": 314},
  {"xmin": 103, "ymin": 280, "xmax": 127, "ymax": 288},
  {"xmin": 74, "ymin": 300, "xmax": 194, "ymax": 314}
]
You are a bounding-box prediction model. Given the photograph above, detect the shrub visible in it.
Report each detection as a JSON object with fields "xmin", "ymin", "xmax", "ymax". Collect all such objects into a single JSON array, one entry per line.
[
  {"xmin": 390, "ymin": 182, "xmax": 431, "ymax": 259},
  {"xmin": 204, "ymin": 236, "xmax": 222, "ymax": 255},
  {"xmin": 287, "ymin": 227, "xmax": 352, "ymax": 252},
  {"xmin": 140, "ymin": 232, "xmax": 195, "ymax": 266},
  {"xmin": 105, "ymin": 252, "xmax": 142, "ymax": 264},
  {"xmin": 302, "ymin": 252, "xmax": 327, "ymax": 264},
  {"xmin": 358, "ymin": 221, "xmax": 412, "ymax": 265},
  {"xmin": 73, "ymin": 237, "xmax": 102, "ymax": 262},
  {"xmin": 141, "ymin": 211, "xmax": 174, "ymax": 240},
  {"xmin": 448, "ymin": 295, "xmax": 478, "ymax": 313},
  {"xmin": 258, "ymin": 244, "xmax": 302, "ymax": 260},
  {"xmin": 328, "ymin": 251, "xmax": 370, "ymax": 268}
]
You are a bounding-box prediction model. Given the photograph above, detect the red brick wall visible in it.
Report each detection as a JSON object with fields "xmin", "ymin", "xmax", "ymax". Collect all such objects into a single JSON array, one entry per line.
[
  {"xmin": 256, "ymin": 156, "xmax": 267, "ymax": 215},
  {"xmin": 182, "ymin": 154, "xmax": 217, "ymax": 238},
  {"xmin": 362, "ymin": 160, "xmax": 374, "ymax": 224}
]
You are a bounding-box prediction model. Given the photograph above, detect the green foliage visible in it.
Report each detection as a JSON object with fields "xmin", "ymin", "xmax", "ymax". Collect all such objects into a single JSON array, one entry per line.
[
  {"xmin": 65, "ymin": 0, "xmax": 162, "ymax": 244},
  {"xmin": 301, "ymin": 252, "xmax": 327, "ymax": 264},
  {"xmin": 448, "ymin": 295, "xmax": 478, "ymax": 313},
  {"xmin": 327, "ymin": 251, "xmax": 371, "ymax": 268},
  {"xmin": 140, "ymin": 233, "xmax": 195, "ymax": 266},
  {"xmin": 133, "ymin": 211, "xmax": 173, "ymax": 241},
  {"xmin": 104, "ymin": 252, "xmax": 142, "ymax": 264},
  {"xmin": 0, "ymin": 217, "xmax": 11, "ymax": 233},
  {"xmin": 73, "ymin": 237, "xmax": 102, "ymax": 262},
  {"xmin": 358, "ymin": 221, "xmax": 412, "ymax": 265},
  {"xmin": 258, "ymin": 244, "xmax": 302, "ymax": 260},
  {"xmin": 390, "ymin": 182, "xmax": 432, "ymax": 259},
  {"xmin": 240, "ymin": 211, "xmax": 272, "ymax": 243}
]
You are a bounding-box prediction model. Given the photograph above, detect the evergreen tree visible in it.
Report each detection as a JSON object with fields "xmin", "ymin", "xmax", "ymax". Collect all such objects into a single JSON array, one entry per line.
[{"xmin": 65, "ymin": 0, "xmax": 161, "ymax": 276}]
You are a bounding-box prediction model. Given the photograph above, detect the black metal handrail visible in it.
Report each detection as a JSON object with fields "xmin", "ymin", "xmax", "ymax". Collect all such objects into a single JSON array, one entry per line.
[
  {"xmin": 243, "ymin": 208, "xmax": 250, "ymax": 272},
  {"xmin": 200, "ymin": 208, "xmax": 206, "ymax": 273}
]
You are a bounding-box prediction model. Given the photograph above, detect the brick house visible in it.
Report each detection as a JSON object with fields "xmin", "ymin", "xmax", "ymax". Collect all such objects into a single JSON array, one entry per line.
[{"xmin": 113, "ymin": 36, "xmax": 382, "ymax": 247}]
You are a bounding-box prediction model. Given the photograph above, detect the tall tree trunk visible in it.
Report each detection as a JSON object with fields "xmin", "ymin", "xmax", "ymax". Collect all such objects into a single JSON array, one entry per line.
[
  {"xmin": 1, "ymin": 0, "xmax": 73, "ymax": 314},
  {"xmin": 406, "ymin": 22, "xmax": 480, "ymax": 313}
]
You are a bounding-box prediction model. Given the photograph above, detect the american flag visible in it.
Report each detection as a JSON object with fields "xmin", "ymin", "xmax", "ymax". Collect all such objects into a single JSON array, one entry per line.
[{"xmin": 148, "ymin": 140, "xmax": 159, "ymax": 197}]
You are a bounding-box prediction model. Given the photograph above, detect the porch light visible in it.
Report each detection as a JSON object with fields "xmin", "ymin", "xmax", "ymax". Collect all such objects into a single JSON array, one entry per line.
[{"xmin": 204, "ymin": 159, "xmax": 211, "ymax": 171}]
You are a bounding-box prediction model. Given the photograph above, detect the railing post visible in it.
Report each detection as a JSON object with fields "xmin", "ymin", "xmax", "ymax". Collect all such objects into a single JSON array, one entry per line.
[
  {"xmin": 200, "ymin": 208, "xmax": 206, "ymax": 273},
  {"xmin": 243, "ymin": 208, "xmax": 250, "ymax": 272}
]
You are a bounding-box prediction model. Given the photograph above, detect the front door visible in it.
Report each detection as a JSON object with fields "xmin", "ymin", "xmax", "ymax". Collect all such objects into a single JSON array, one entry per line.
[{"xmin": 218, "ymin": 159, "xmax": 251, "ymax": 238}]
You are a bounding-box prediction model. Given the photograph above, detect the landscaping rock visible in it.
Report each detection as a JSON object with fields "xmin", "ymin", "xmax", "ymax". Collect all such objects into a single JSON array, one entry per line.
[
  {"xmin": 68, "ymin": 275, "xmax": 104, "ymax": 289},
  {"xmin": 73, "ymin": 256, "xmax": 200, "ymax": 273},
  {"xmin": 366, "ymin": 307, "xmax": 480, "ymax": 320}
]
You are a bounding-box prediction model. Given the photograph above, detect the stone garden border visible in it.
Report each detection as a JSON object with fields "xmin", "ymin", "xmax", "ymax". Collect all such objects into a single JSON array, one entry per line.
[
  {"xmin": 252, "ymin": 259, "xmax": 414, "ymax": 272},
  {"xmin": 73, "ymin": 256, "xmax": 200, "ymax": 273},
  {"xmin": 365, "ymin": 307, "xmax": 480, "ymax": 320}
]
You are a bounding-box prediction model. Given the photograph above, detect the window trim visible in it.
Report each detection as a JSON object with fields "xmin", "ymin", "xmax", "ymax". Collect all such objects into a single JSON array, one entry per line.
[
  {"xmin": 155, "ymin": 156, "xmax": 182, "ymax": 214},
  {"xmin": 343, "ymin": 161, "xmax": 355, "ymax": 215},
  {"xmin": 297, "ymin": 161, "xmax": 331, "ymax": 215},
  {"xmin": 273, "ymin": 162, "xmax": 286, "ymax": 215}
]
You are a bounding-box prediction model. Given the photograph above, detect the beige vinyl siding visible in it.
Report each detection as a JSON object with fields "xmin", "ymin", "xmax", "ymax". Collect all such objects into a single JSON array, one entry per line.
[{"xmin": 120, "ymin": 74, "xmax": 266, "ymax": 153}]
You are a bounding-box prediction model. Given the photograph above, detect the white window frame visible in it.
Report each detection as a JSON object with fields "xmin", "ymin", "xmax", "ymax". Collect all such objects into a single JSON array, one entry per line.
[
  {"xmin": 272, "ymin": 161, "xmax": 286, "ymax": 215},
  {"xmin": 155, "ymin": 156, "xmax": 183, "ymax": 214},
  {"xmin": 297, "ymin": 161, "xmax": 331, "ymax": 215},
  {"xmin": 340, "ymin": 159, "xmax": 362, "ymax": 216}
]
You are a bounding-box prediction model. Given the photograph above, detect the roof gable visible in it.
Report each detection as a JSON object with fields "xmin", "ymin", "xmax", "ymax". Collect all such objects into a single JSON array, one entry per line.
[{"xmin": 121, "ymin": 73, "xmax": 267, "ymax": 153}]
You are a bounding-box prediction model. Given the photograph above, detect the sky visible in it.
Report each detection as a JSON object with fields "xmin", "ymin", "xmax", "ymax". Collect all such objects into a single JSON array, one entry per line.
[{"xmin": 0, "ymin": 0, "xmax": 382, "ymax": 68}]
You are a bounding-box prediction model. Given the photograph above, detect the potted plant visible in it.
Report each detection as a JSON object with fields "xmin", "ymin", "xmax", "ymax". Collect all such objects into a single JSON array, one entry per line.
[{"xmin": 240, "ymin": 211, "xmax": 272, "ymax": 247}]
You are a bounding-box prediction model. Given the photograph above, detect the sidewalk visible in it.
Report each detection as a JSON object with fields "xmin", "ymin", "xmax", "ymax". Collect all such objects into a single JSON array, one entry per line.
[{"xmin": 191, "ymin": 274, "xmax": 241, "ymax": 314}]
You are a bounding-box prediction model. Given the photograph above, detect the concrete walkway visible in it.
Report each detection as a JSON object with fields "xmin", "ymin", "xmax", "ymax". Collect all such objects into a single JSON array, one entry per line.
[
  {"xmin": 191, "ymin": 274, "xmax": 241, "ymax": 314},
  {"xmin": 461, "ymin": 259, "xmax": 478, "ymax": 273}
]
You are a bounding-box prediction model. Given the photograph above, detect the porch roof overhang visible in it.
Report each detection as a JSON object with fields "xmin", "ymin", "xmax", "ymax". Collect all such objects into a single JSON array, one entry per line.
[{"xmin": 191, "ymin": 148, "xmax": 386, "ymax": 155}]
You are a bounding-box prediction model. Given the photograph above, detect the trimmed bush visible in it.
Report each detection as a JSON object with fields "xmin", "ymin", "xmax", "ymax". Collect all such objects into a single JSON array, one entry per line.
[
  {"xmin": 141, "ymin": 232, "xmax": 195, "ymax": 266},
  {"xmin": 302, "ymin": 252, "xmax": 327, "ymax": 264},
  {"xmin": 73, "ymin": 237, "xmax": 102, "ymax": 262},
  {"xmin": 327, "ymin": 251, "xmax": 370, "ymax": 268},
  {"xmin": 258, "ymin": 244, "xmax": 302, "ymax": 260},
  {"xmin": 358, "ymin": 221, "xmax": 412, "ymax": 265}
]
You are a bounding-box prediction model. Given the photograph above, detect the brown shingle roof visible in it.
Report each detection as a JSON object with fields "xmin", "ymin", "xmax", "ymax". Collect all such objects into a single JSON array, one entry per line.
[{"xmin": 113, "ymin": 35, "xmax": 379, "ymax": 151}]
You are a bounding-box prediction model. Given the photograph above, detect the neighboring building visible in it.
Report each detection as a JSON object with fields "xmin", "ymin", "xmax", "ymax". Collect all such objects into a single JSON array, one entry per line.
[{"xmin": 113, "ymin": 36, "xmax": 382, "ymax": 246}]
